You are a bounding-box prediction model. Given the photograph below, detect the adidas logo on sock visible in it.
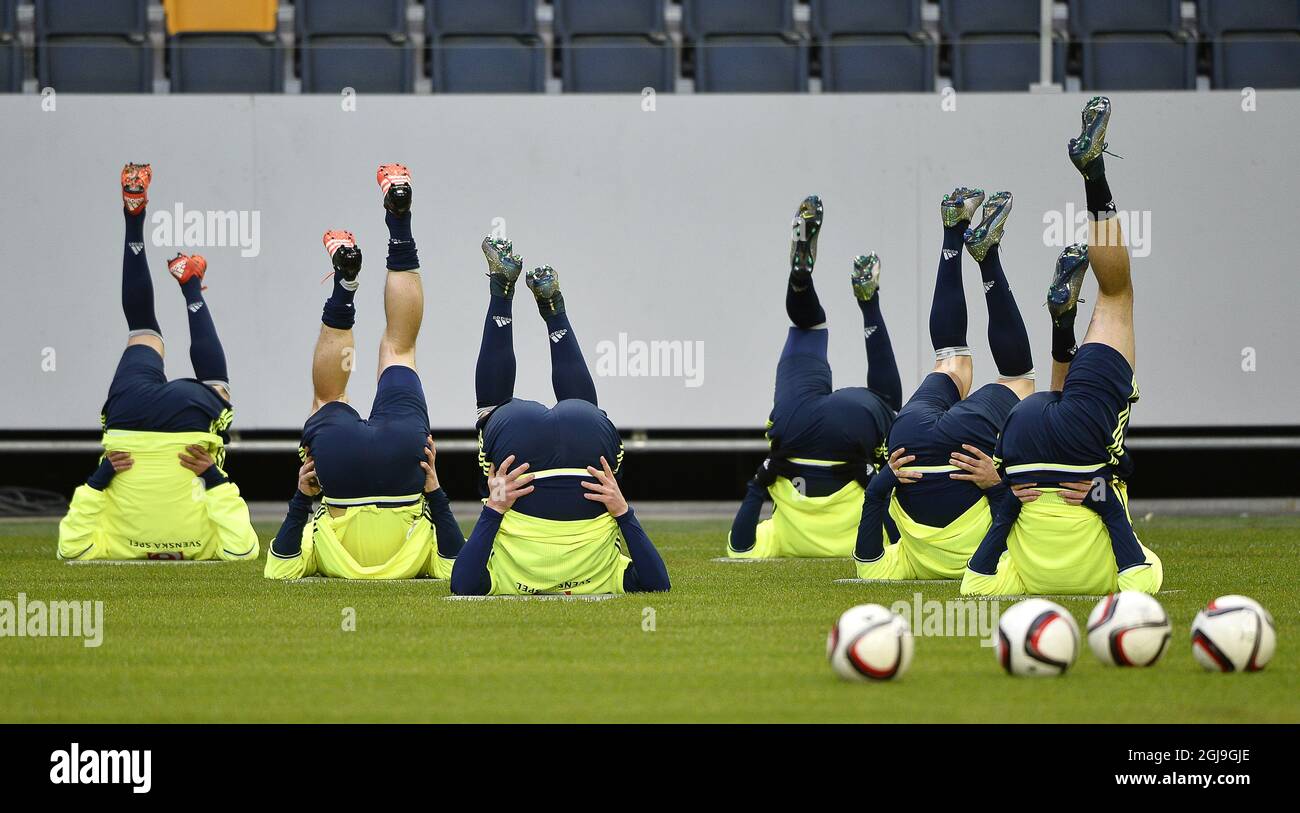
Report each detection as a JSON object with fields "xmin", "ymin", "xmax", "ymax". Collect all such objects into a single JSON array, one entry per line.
[
  {"xmin": 549, "ymin": 329, "xmax": 568, "ymax": 343},
  {"xmin": 863, "ymin": 326, "xmax": 877, "ymax": 339},
  {"xmin": 984, "ymin": 280, "xmax": 996, "ymax": 293},
  {"xmin": 129, "ymin": 243, "xmax": 144, "ymax": 255},
  {"xmin": 493, "ymin": 316, "xmax": 512, "ymax": 328},
  {"xmin": 942, "ymin": 249, "xmax": 958, "ymax": 261},
  {"xmin": 188, "ymin": 301, "xmax": 204, "ymax": 313}
]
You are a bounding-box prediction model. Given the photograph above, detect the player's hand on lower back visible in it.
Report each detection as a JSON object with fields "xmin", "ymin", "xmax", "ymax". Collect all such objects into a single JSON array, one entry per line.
[
  {"xmin": 178, "ymin": 444, "xmax": 214, "ymax": 475},
  {"xmin": 949, "ymin": 444, "xmax": 1002, "ymax": 490},
  {"xmin": 297, "ymin": 455, "xmax": 322, "ymax": 497},
  {"xmin": 420, "ymin": 435, "xmax": 440, "ymax": 493},
  {"xmin": 582, "ymin": 456, "xmax": 629, "ymax": 518},
  {"xmin": 106, "ymin": 451, "xmax": 134, "ymax": 473},
  {"xmin": 1011, "ymin": 482, "xmax": 1042, "ymax": 504},
  {"xmin": 1057, "ymin": 480, "xmax": 1095, "ymax": 506},
  {"xmin": 485, "ymin": 455, "xmax": 533, "ymax": 514},
  {"xmin": 887, "ymin": 447, "xmax": 921, "ymax": 484}
]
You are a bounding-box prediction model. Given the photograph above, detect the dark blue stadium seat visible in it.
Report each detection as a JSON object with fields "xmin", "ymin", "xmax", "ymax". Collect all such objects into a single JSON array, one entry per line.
[
  {"xmin": 694, "ymin": 34, "xmax": 809, "ymax": 92},
  {"xmin": 949, "ymin": 34, "xmax": 1065, "ymax": 92},
  {"xmin": 683, "ymin": 0, "xmax": 806, "ymax": 92},
  {"xmin": 1199, "ymin": 0, "xmax": 1300, "ymax": 89},
  {"xmin": 35, "ymin": 0, "xmax": 148, "ymax": 37},
  {"xmin": 939, "ymin": 0, "xmax": 1039, "ymax": 37},
  {"xmin": 431, "ymin": 36, "xmax": 545, "ymax": 92},
  {"xmin": 170, "ymin": 34, "xmax": 284, "ymax": 93},
  {"xmin": 296, "ymin": 0, "xmax": 413, "ymax": 93},
  {"xmin": 39, "ymin": 36, "xmax": 152, "ymax": 92},
  {"xmin": 682, "ymin": 0, "xmax": 794, "ymax": 40},
  {"xmin": 553, "ymin": 0, "xmax": 674, "ymax": 92},
  {"xmin": 1, "ymin": 39, "xmax": 20, "ymax": 93},
  {"xmin": 427, "ymin": 0, "xmax": 545, "ymax": 92},
  {"xmin": 301, "ymin": 36, "xmax": 415, "ymax": 93},
  {"xmin": 33, "ymin": 0, "xmax": 152, "ymax": 92},
  {"xmin": 296, "ymin": 0, "xmax": 407, "ymax": 38},
  {"xmin": 941, "ymin": 0, "xmax": 1060, "ymax": 91},
  {"xmin": 3, "ymin": 0, "xmax": 17, "ymax": 35},
  {"xmin": 1069, "ymin": 0, "xmax": 1195, "ymax": 90},
  {"xmin": 811, "ymin": 1, "xmax": 932, "ymax": 92}
]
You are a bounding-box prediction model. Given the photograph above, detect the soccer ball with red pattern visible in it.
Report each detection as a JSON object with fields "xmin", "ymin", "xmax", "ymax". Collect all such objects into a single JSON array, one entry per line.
[
  {"xmin": 1086, "ymin": 592, "xmax": 1172, "ymax": 667},
  {"xmin": 826, "ymin": 604, "xmax": 913, "ymax": 681},
  {"xmin": 997, "ymin": 598, "xmax": 1079, "ymax": 676},
  {"xmin": 1191, "ymin": 595, "xmax": 1276, "ymax": 672}
]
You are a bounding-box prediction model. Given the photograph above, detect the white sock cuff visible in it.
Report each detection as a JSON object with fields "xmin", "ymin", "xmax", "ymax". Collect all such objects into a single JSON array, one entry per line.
[
  {"xmin": 128, "ymin": 329, "xmax": 163, "ymax": 341},
  {"xmin": 935, "ymin": 346, "xmax": 972, "ymax": 360},
  {"xmin": 999, "ymin": 369, "xmax": 1036, "ymax": 381}
]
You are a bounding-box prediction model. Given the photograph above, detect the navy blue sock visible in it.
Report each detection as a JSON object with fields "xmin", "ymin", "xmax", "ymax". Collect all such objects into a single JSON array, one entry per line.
[
  {"xmin": 859, "ymin": 294, "xmax": 902, "ymax": 412},
  {"xmin": 785, "ymin": 273, "xmax": 826, "ymax": 329},
  {"xmin": 180, "ymin": 278, "xmax": 228, "ymax": 387},
  {"xmin": 929, "ymin": 225, "xmax": 968, "ymax": 352},
  {"xmin": 1052, "ymin": 307, "xmax": 1079, "ymax": 363},
  {"xmin": 385, "ymin": 211, "xmax": 418, "ymax": 271},
  {"xmin": 121, "ymin": 210, "xmax": 161, "ymax": 337},
  {"xmin": 321, "ymin": 271, "xmax": 358, "ymax": 330},
  {"xmin": 544, "ymin": 311, "xmax": 598, "ymax": 405},
  {"xmin": 1083, "ymin": 155, "xmax": 1116, "ymax": 219},
  {"xmin": 978, "ymin": 246, "xmax": 1034, "ymax": 378},
  {"xmin": 475, "ymin": 294, "xmax": 516, "ymax": 409}
]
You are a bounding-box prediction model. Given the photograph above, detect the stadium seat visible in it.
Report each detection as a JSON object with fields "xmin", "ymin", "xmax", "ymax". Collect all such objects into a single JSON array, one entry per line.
[
  {"xmin": 683, "ymin": 0, "xmax": 808, "ymax": 92},
  {"xmin": 1, "ymin": 40, "xmax": 19, "ymax": 94},
  {"xmin": 1199, "ymin": 0, "xmax": 1300, "ymax": 89},
  {"xmin": 427, "ymin": 0, "xmax": 545, "ymax": 92},
  {"xmin": 297, "ymin": 0, "xmax": 414, "ymax": 93},
  {"xmin": 810, "ymin": 0, "xmax": 934, "ymax": 92},
  {"xmin": 169, "ymin": 34, "xmax": 284, "ymax": 92},
  {"xmin": 940, "ymin": 0, "xmax": 1063, "ymax": 91},
  {"xmin": 553, "ymin": 0, "xmax": 675, "ymax": 92},
  {"xmin": 34, "ymin": 0, "xmax": 152, "ymax": 92},
  {"xmin": 162, "ymin": 0, "xmax": 278, "ymax": 36},
  {"xmin": 1069, "ymin": 0, "xmax": 1196, "ymax": 90}
]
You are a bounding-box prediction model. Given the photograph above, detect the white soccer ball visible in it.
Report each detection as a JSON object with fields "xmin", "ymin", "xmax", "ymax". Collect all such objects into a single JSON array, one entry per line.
[
  {"xmin": 1190, "ymin": 595, "xmax": 1276, "ymax": 673},
  {"xmin": 1086, "ymin": 592, "xmax": 1172, "ymax": 667},
  {"xmin": 997, "ymin": 598, "xmax": 1079, "ymax": 676},
  {"xmin": 826, "ymin": 604, "xmax": 913, "ymax": 681}
]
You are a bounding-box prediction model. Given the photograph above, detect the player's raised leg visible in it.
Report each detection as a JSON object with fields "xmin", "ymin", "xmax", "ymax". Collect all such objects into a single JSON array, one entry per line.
[
  {"xmin": 527, "ymin": 264, "xmax": 598, "ymax": 405},
  {"xmin": 1070, "ymin": 96, "xmax": 1135, "ymax": 369},
  {"xmin": 167, "ymin": 253, "xmax": 230, "ymax": 401},
  {"xmin": 376, "ymin": 164, "xmax": 422, "ymax": 375},
  {"xmin": 312, "ymin": 230, "xmax": 360, "ymax": 411},
  {"xmin": 774, "ymin": 195, "xmax": 834, "ymax": 412},
  {"xmin": 1047, "ymin": 243, "xmax": 1089, "ymax": 390},
  {"xmin": 119, "ymin": 163, "xmax": 163, "ymax": 357},
  {"xmin": 932, "ymin": 187, "xmax": 980, "ymax": 397},
  {"xmin": 966, "ymin": 192, "xmax": 1035, "ymax": 399},
  {"xmin": 850, "ymin": 253, "xmax": 901, "ymax": 412},
  {"xmin": 476, "ymin": 237, "xmax": 523, "ymax": 417}
]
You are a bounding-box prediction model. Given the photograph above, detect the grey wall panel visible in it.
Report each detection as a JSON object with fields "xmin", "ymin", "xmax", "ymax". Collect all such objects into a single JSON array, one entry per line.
[{"xmin": 1, "ymin": 92, "xmax": 1295, "ymax": 430}]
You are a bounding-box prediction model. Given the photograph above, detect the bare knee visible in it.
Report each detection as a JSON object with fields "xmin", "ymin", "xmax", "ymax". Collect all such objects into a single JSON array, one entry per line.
[
  {"xmin": 933, "ymin": 356, "xmax": 972, "ymax": 399},
  {"xmin": 996, "ymin": 377, "xmax": 1035, "ymax": 400}
]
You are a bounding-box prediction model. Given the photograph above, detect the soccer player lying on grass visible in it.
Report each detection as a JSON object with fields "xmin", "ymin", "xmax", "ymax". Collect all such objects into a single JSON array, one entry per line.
[
  {"xmin": 448, "ymin": 238, "xmax": 670, "ymax": 596},
  {"xmin": 852, "ymin": 187, "xmax": 1034, "ymax": 580},
  {"xmin": 961, "ymin": 97, "xmax": 1162, "ymax": 597},
  {"xmin": 58, "ymin": 164, "xmax": 258, "ymax": 562},
  {"xmin": 727, "ymin": 195, "xmax": 902, "ymax": 559},
  {"xmin": 265, "ymin": 165, "xmax": 464, "ymax": 580}
]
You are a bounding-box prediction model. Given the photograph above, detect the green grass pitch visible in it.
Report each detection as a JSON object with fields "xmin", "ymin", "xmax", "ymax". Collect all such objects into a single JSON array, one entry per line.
[{"xmin": 1, "ymin": 516, "xmax": 1296, "ymax": 723}]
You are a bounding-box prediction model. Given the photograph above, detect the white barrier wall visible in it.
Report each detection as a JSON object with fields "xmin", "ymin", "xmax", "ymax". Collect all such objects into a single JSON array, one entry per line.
[{"xmin": 1, "ymin": 91, "xmax": 1296, "ymax": 430}]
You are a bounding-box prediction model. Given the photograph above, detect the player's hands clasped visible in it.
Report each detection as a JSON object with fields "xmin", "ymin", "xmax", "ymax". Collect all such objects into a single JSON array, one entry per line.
[
  {"xmin": 420, "ymin": 435, "xmax": 440, "ymax": 493},
  {"xmin": 887, "ymin": 447, "xmax": 921, "ymax": 484},
  {"xmin": 297, "ymin": 454, "xmax": 322, "ymax": 497},
  {"xmin": 178, "ymin": 444, "xmax": 215, "ymax": 475},
  {"xmin": 949, "ymin": 444, "xmax": 1002, "ymax": 490},
  {"xmin": 485, "ymin": 455, "xmax": 534, "ymax": 514},
  {"xmin": 582, "ymin": 456, "xmax": 628, "ymax": 518}
]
